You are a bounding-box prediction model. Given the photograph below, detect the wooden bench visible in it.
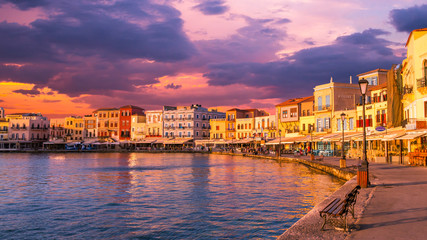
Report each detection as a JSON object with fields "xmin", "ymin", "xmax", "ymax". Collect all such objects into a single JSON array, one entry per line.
[{"xmin": 319, "ymin": 185, "xmax": 361, "ymax": 231}]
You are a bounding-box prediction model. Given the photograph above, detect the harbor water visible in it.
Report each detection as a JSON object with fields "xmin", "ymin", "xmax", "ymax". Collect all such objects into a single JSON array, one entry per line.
[{"xmin": 0, "ymin": 153, "xmax": 344, "ymax": 239}]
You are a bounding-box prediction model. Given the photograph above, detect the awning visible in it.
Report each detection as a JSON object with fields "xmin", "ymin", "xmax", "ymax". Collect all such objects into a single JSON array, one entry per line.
[
  {"xmin": 380, "ymin": 130, "xmax": 407, "ymax": 141},
  {"xmin": 395, "ymin": 132, "xmax": 427, "ymax": 140},
  {"xmin": 163, "ymin": 139, "xmax": 192, "ymax": 144}
]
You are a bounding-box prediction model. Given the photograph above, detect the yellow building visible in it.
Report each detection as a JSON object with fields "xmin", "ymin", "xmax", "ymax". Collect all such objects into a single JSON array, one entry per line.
[
  {"xmin": 313, "ymin": 79, "xmax": 362, "ymax": 134},
  {"xmin": 131, "ymin": 114, "xmax": 146, "ymax": 140},
  {"xmin": 276, "ymin": 96, "xmax": 314, "ymax": 135},
  {"xmin": 225, "ymin": 108, "xmax": 268, "ymax": 140},
  {"xmin": 93, "ymin": 108, "xmax": 120, "ymax": 141},
  {"xmin": 146, "ymin": 110, "xmax": 162, "ymax": 137},
  {"xmin": 299, "ymin": 115, "xmax": 315, "ymax": 135},
  {"xmin": 401, "ymin": 28, "xmax": 427, "ymax": 128},
  {"xmin": 0, "ymin": 118, "xmax": 8, "ymax": 141},
  {"xmin": 236, "ymin": 118, "xmax": 254, "ymax": 139},
  {"xmin": 333, "ymin": 109, "xmax": 358, "ymax": 133},
  {"xmin": 64, "ymin": 116, "xmax": 84, "ymax": 141},
  {"xmin": 210, "ymin": 118, "xmax": 226, "ymax": 139}
]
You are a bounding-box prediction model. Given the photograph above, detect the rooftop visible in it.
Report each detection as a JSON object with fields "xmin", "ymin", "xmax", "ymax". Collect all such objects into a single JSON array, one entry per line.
[
  {"xmin": 357, "ymin": 68, "xmax": 389, "ymax": 77},
  {"xmin": 276, "ymin": 96, "xmax": 314, "ymax": 107}
]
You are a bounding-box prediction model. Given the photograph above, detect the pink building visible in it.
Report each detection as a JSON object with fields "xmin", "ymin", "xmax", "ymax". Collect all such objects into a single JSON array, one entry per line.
[{"xmin": 8, "ymin": 113, "xmax": 50, "ymax": 142}]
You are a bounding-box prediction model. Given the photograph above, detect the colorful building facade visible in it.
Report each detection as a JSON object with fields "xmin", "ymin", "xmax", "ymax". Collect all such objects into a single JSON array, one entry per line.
[
  {"xmin": 146, "ymin": 110, "xmax": 163, "ymax": 137},
  {"xmin": 119, "ymin": 105, "xmax": 145, "ymax": 141}
]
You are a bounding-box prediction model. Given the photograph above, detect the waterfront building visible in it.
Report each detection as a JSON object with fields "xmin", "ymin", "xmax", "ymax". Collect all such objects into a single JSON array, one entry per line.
[
  {"xmin": 276, "ymin": 96, "xmax": 314, "ymax": 135},
  {"xmin": 131, "ymin": 114, "xmax": 146, "ymax": 140},
  {"xmin": 0, "ymin": 107, "xmax": 7, "ymax": 141},
  {"xmin": 333, "ymin": 110, "xmax": 357, "ymax": 133},
  {"xmin": 254, "ymin": 115, "xmax": 277, "ymax": 139},
  {"xmin": 163, "ymin": 104, "xmax": 225, "ymax": 140},
  {"xmin": 93, "ymin": 108, "xmax": 120, "ymax": 141},
  {"xmin": 8, "ymin": 113, "xmax": 49, "ymax": 142},
  {"xmin": 210, "ymin": 118, "xmax": 226, "ymax": 139},
  {"xmin": 64, "ymin": 116, "xmax": 84, "ymax": 141},
  {"xmin": 119, "ymin": 105, "xmax": 145, "ymax": 141},
  {"xmin": 146, "ymin": 110, "xmax": 163, "ymax": 137},
  {"xmin": 225, "ymin": 108, "xmax": 268, "ymax": 140},
  {"xmin": 355, "ymin": 82, "xmax": 388, "ymax": 131},
  {"xmin": 0, "ymin": 118, "xmax": 8, "ymax": 141},
  {"xmin": 401, "ymin": 28, "xmax": 427, "ymax": 130},
  {"xmin": 313, "ymin": 78, "xmax": 361, "ymax": 134},
  {"xmin": 49, "ymin": 118, "xmax": 65, "ymax": 141},
  {"xmin": 83, "ymin": 115, "xmax": 97, "ymax": 140},
  {"xmin": 236, "ymin": 117, "xmax": 254, "ymax": 140}
]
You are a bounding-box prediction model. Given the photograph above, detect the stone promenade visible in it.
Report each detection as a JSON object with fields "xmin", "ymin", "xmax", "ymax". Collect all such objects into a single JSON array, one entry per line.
[{"xmin": 276, "ymin": 154, "xmax": 427, "ymax": 239}]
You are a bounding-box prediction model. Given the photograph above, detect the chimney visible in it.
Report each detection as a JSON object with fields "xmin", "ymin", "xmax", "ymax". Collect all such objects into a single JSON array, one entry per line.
[
  {"xmin": 330, "ymin": 77, "xmax": 333, "ymax": 83},
  {"xmin": 350, "ymin": 76, "xmax": 352, "ymax": 84}
]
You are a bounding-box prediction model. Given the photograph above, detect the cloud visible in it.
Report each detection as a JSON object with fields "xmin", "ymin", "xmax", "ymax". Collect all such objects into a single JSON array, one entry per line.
[
  {"xmin": 0, "ymin": 0, "xmax": 49, "ymax": 10},
  {"xmin": 42, "ymin": 99, "xmax": 60, "ymax": 103},
  {"xmin": 0, "ymin": 0, "xmax": 197, "ymax": 97},
  {"xmin": 0, "ymin": 99, "xmax": 4, "ymax": 102},
  {"xmin": 193, "ymin": 0, "xmax": 229, "ymax": 15},
  {"xmin": 13, "ymin": 87, "xmax": 41, "ymax": 96},
  {"xmin": 164, "ymin": 83, "xmax": 182, "ymax": 89},
  {"xmin": 390, "ymin": 4, "xmax": 427, "ymax": 33},
  {"xmin": 204, "ymin": 29, "xmax": 401, "ymax": 99}
]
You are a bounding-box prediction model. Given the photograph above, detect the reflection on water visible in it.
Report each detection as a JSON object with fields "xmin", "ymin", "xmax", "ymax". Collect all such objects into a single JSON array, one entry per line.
[{"xmin": 0, "ymin": 153, "xmax": 344, "ymax": 239}]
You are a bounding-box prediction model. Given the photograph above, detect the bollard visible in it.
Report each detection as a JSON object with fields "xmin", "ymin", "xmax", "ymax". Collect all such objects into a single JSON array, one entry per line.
[{"xmin": 340, "ymin": 158, "xmax": 346, "ymax": 168}]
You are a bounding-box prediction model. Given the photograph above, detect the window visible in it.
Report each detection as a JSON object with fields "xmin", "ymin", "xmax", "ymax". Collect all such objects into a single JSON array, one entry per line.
[
  {"xmin": 290, "ymin": 108, "xmax": 297, "ymax": 117},
  {"xmin": 188, "ymin": 132, "xmax": 191, "ymax": 137},
  {"xmin": 318, "ymin": 96, "xmax": 322, "ymax": 110},
  {"xmin": 196, "ymin": 115, "xmax": 199, "ymax": 119},
  {"xmin": 283, "ymin": 110, "xmax": 288, "ymax": 118},
  {"xmin": 196, "ymin": 131, "xmax": 199, "ymax": 136},
  {"xmin": 325, "ymin": 95, "xmax": 330, "ymax": 108},
  {"xmin": 302, "ymin": 110, "xmax": 306, "ymax": 116},
  {"xmin": 165, "ymin": 132, "xmax": 169, "ymax": 137},
  {"xmin": 337, "ymin": 119, "xmax": 341, "ymax": 131},
  {"xmin": 424, "ymin": 101, "xmax": 427, "ymax": 118}
]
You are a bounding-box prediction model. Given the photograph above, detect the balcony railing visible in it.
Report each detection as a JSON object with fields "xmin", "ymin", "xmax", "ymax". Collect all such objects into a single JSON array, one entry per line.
[
  {"xmin": 403, "ymin": 85, "xmax": 414, "ymax": 94},
  {"xmin": 417, "ymin": 78, "xmax": 427, "ymax": 89}
]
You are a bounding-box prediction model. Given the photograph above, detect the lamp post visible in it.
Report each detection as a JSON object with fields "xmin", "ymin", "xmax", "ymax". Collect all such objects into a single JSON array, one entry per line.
[
  {"xmin": 340, "ymin": 112, "xmax": 346, "ymax": 168},
  {"xmin": 310, "ymin": 125, "xmax": 314, "ymax": 161},
  {"xmin": 358, "ymin": 78, "xmax": 370, "ymax": 188},
  {"xmin": 279, "ymin": 129, "xmax": 282, "ymax": 158}
]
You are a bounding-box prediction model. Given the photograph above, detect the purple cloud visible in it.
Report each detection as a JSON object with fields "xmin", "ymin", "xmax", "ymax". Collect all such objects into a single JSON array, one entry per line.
[
  {"xmin": 13, "ymin": 87, "xmax": 41, "ymax": 96},
  {"xmin": 193, "ymin": 0, "xmax": 229, "ymax": 15},
  {"xmin": 204, "ymin": 29, "xmax": 401, "ymax": 99},
  {"xmin": 0, "ymin": 0, "xmax": 196, "ymax": 97},
  {"xmin": 390, "ymin": 4, "xmax": 427, "ymax": 33},
  {"xmin": 165, "ymin": 83, "xmax": 182, "ymax": 89}
]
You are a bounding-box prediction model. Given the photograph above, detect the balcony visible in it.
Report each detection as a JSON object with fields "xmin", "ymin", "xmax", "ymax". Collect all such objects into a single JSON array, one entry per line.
[
  {"xmin": 403, "ymin": 85, "xmax": 414, "ymax": 94},
  {"xmin": 315, "ymin": 105, "xmax": 332, "ymax": 112},
  {"xmin": 417, "ymin": 78, "xmax": 427, "ymax": 95},
  {"xmin": 402, "ymin": 118, "xmax": 427, "ymax": 130}
]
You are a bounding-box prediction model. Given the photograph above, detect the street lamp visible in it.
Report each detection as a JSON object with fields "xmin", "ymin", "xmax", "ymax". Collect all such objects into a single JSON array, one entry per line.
[
  {"xmin": 279, "ymin": 129, "xmax": 282, "ymax": 158},
  {"xmin": 358, "ymin": 78, "xmax": 369, "ymax": 188},
  {"xmin": 340, "ymin": 112, "xmax": 346, "ymax": 168},
  {"xmin": 310, "ymin": 125, "xmax": 314, "ymax": 161}
]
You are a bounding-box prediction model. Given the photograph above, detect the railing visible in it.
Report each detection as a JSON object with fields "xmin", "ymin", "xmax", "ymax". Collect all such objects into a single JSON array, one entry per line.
[
  {"xmin": 417, "ymin": 78, "xmax": 427, "ymax": 88},
  {"xmin": 402, "ymin": 118, "xmax": 427, "ymax": 129},
  {"xmin": 403, "ymin": 85, "xmax": 414, "ymax": 94}
]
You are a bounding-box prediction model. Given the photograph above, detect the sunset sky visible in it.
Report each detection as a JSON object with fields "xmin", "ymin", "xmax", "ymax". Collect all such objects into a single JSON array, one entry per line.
[{"xmin": 0, "ymin": 0, "xmax": 426, "ymax": 117}]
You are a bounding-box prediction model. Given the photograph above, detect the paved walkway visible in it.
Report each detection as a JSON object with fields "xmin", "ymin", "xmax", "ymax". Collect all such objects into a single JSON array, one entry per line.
[
  {"xmin": 349, "ymin": 163, "xmax": 427, "ymax": 240},
  {"xmin": 284, "ymin": 153, "xmax": 427, "ymax": 239}
]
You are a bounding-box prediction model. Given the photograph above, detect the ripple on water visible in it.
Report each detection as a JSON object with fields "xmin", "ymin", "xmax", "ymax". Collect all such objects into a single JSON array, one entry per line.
[{"xmin": 0, "ymin": 153, "xmax": 344, "ymax": 239}]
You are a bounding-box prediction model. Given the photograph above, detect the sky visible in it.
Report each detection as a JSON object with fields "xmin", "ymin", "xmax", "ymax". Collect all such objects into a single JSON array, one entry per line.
[{"xmin": 0, "ymin": 0, "xmax": 427, "ymax": 117}]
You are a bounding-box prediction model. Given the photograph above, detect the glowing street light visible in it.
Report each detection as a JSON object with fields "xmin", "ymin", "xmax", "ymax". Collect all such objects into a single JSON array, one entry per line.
[{"xmin": 358, "ymin": 78, "xmax": 369, "ymax": 187}]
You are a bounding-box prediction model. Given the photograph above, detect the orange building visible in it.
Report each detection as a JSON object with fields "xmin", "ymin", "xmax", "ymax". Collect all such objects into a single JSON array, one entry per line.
[{"xmin": 119, "ymin": 105, "xmax": 145, "ymax": 141}]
